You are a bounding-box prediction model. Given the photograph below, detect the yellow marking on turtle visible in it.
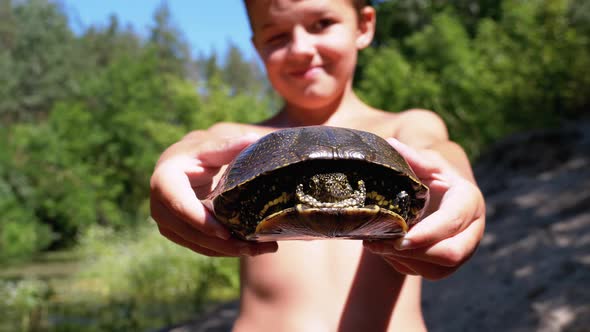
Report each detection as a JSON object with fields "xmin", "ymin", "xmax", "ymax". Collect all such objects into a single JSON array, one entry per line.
[
  {"xmin": 367, "ymin": 191, "xmax": 383, "ymax": 201},
  {"xmin": 389, "ymin": 204, "xmax": 400, "ymax": 213},
  {"xmin": 259, "ymin": 192, "xmax": 292, "ymax": 218},
  {"xmin": 367, "ymin": 191, "xmax": 394, "ymax": 210}
]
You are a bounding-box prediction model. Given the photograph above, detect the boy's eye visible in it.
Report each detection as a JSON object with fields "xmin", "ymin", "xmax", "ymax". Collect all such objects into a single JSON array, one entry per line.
[
  {"xmin": 310, "ymin": 18, "xmax": 335, "ymax": 32},
  {"xmin": 266, "ymin": 32, "xmax": 289, "ymax": 46}
]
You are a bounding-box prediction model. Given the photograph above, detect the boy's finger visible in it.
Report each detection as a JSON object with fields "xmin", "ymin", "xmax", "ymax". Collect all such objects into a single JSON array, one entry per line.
[
  {"xmin": 386, "ymin": 138, "xmax": 441, "ymax": 178},
  {"xmin": 367, "ymin": 212, "xmax": 484, "ymax": 268},
  {"xmin": 153, "ymin": 199, "xmax": 279, "ymax": 256},
  {"xmin": 401, "ymin": 181, "xmax": 484, "ymax": 249},
  {"xmin": 158, "ymin": 225, "xmax": 227, "ymax": 257},
  {"xmin": 151, "ymin": 170, "xmax": 231, "ymax": 239},
  {"xmin": 198, "ymin": 133, "xmax": 261, "ymax": 167}
]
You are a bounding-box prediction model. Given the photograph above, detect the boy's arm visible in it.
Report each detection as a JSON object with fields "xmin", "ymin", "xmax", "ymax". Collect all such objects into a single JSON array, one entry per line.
[{"xmin": 365, "ymin": 109, "xmax": 486, "ymax": 280}]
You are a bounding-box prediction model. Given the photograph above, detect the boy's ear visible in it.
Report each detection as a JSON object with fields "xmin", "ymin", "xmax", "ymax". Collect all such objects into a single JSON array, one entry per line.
[{"xmin": 356, "ymin": 6, "xmax": 376, "ymax": 50}]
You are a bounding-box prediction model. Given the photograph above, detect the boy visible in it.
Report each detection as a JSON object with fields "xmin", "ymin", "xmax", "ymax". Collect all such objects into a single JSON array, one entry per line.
[{"xmin": 150, "ymin": 0, "xmax": 485, "ymax": 330}]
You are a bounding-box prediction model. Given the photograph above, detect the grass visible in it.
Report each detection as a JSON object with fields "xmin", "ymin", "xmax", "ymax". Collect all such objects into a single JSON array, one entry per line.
[
  {"xmin": 0, "ymin": 223, "xmax": 240, "ymax": 332},
  {"xmin": 0, "ymin": 251, "xmax": 82, "ymax": 280}
]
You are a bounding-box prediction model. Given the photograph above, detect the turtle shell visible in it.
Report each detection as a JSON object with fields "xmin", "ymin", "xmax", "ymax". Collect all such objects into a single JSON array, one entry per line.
[{"xmin": 207, "ymin": 126, "xmax": 429, "ymax": 241}]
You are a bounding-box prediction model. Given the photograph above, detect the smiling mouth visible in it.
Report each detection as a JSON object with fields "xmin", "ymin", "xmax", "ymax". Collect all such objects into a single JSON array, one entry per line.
[{"xmin": 290, "ymin": 66, "xmax": 323, "ymax": 79}]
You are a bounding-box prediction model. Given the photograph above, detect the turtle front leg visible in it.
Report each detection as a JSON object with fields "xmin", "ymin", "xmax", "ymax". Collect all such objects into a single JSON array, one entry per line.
[{"xmin": 393, "ymin": 190, "xmax": 410, "ymax": 221}]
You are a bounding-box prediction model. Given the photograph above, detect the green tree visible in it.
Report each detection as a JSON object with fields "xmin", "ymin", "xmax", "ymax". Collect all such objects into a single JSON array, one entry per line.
[
  {"xmin": 1, "ymin": 0, "xmax": 280, "ymax": 257},
  {"xmin": 372, "ymin": 0, "xmax": 502, "ymax": 46},
  {"xmin": 0, "ymin": 0, "xmax": 15, "ymax": 49},
  {"xmin": 0, "ymin": 0, "xmax": 78, "ymax": 123},
  {"xmin": 148, "ymin": 0, "xmax": 191, "ymax": 77},
  {"xmin": 200, "ymin": 50, "xmax": 222, "ymax": 83},
  {"xmin": 359, "ymin": 0, "xmax": 590, "ymax": 157},
  {"xmin": 3, "ymin": 49, "xmax": 202, "ymax": 250},
  {"xmin": 222, "ymin": 42, "xmax": 264, "ymax": 96},
  {"xmin": 0, "ymin": 130, "xmax": 52, "ymax": 261},
  {"xmin": 77, "ymin": 14, "xmax": 142, "ymax": 69},
  {"xmin": 195, "ymin": 72, "xmax": 271, "ymax": 128}
]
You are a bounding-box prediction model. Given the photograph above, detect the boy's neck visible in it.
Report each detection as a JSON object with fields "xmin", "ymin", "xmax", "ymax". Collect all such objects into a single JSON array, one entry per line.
[{"xmin": 278, "ymin": 90, "xmax": 370, "ymax": 127}]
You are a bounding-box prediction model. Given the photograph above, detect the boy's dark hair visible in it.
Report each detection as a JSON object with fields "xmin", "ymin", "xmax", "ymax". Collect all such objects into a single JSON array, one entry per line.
[
  {"xmin": 352, "ymin": 0, "xmax": 371, "ymax": 15},
  {"xmin": 243, "ymin": 0, "xmax": 373, "ymax": 23}
]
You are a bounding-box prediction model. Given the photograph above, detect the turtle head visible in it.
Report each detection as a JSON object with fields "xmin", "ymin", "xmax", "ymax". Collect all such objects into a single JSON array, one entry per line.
[
  {"xmin": 309, "ymin": 173, "xmax": 354, "ymax": 202},
  {"xmin": 296, "ymin": 173, "xmax": 366, "ymax": 208}
]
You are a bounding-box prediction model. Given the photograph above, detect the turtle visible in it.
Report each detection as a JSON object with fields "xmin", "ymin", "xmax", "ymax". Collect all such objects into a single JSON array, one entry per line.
[{"xmin": 206, "ymin": 126, "xmax": 429, "ymax": 241}]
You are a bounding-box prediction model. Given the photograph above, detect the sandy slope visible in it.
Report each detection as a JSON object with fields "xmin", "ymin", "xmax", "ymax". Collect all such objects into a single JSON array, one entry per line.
[{"xmin": 423, "ymin": 123, "xmax": 590, "ymax": 332}]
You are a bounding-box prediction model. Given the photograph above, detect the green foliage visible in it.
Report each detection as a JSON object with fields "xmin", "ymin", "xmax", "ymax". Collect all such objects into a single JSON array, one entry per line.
[
  {"xmin": 222, "ymin": 43, "xmax": 266, "ymax": 96},
  {"xmin": 0, "ymin": 225, "xmax": 239, "ymax": 331},
  {"xmin": 0, "ymin": 129, "xmax": 53, "ymax": 261},
  {"xmin": 196, "ymin": 72, "xmax": 272, "ymax": 128},
  {"xmin": 149, "ymin": 1, "xmax": 191, "ymax": 77},
  {"xmin": 1, "ymin": 0, "xmax": 274, "ymax": 258},
  {"xmin": 372, "ymin": 0, "xmax": 502, "ymax": 44},
  {"xmin": 0, "ymin": 278, "xmax": 51, "ymax": 332},
  {"xmin": 0, "ymin": 0, "xmax": 79, "ymax": 122},
  {"xmin": 0, "ymin": 2, "xmax": 272, "ymax": 328},
  {"xmin": 357, "ymin": 46, "xmax": 442, "ymax": 114},
  {"xmin": 75, "ymin": 225, "xmax": 239, "ymax": 307},
  {"xmin": 2, "ymin": 50, "xmax": 201, "ymax": 251},
  {"xmin": 76, "ymin": 15, "xmax": 142, "ymax": 71},
  {"xmin": 358, "ymin": 0, "xmax": 590, "ymax": 157},
  {"xmin": 0, "ymin": 198, "xmax": 52, "ymax": 263}
]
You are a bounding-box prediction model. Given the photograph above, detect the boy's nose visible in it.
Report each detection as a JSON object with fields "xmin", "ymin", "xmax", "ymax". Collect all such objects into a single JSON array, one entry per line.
[{"xmin": 288, "ymin": 26, "xmax": 315, "ymax": 58}]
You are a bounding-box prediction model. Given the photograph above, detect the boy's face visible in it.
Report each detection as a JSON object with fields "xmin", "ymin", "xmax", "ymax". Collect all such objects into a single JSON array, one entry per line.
[{"xmin": 248, "ymin": 0, "xmax": 374, "ymax": 109}]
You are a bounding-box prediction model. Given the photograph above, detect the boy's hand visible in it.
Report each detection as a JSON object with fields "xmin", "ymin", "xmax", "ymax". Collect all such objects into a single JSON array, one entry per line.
[
  {"xmin": 150, "ymin": 133, "xmax": 278, "ymax": 257},
  {"xmin": 364, "ymin": 138, "xmax": 486, "ymax": 280}
]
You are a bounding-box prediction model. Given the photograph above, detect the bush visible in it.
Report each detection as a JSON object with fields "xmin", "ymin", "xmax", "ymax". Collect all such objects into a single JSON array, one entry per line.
[
  {"xmin": 55, "ymin": 224, "xmax": 239, "ymax": 330},
  {"xmin": 0, "ymin": 279, "xmax": 51, "ymax": 332},
  {"xmin": 0, "ymin": 133, "xmax": 53, "ymax": 262},
  {"xmin": 0, "ymin": 225, "xmax": 239, "ymax": 331}
]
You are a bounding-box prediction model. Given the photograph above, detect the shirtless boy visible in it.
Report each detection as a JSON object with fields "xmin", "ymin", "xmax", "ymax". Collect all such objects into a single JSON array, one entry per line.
[{"xmin": 150, "ymin": 0, "xmax": 486, "ymax": 330}]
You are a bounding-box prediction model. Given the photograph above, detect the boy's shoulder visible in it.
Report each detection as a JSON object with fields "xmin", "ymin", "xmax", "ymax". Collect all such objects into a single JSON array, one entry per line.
[
  {"xmin": 386, "ymin": 108, "xmax": 449, "ymax": 149},
  {"xmin": 396, "ymin": 108, "xmax": 443, "ymax": 122},
  {"xmin": 205, "ymin": 108, "xmax": 449, "ymax": 149},
  {"xmin": 208, "ymin": 121, "xmax": 272, "ymax": 136},
  {"xmin": 367, "ymin": 107, "xmax": 443, "ymax": 126}
]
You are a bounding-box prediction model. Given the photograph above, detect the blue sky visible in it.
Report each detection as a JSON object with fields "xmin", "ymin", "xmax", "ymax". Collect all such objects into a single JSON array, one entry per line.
[{"xmin": 63, "ymin": 0, "xmax": 257, "ymax": 59}]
